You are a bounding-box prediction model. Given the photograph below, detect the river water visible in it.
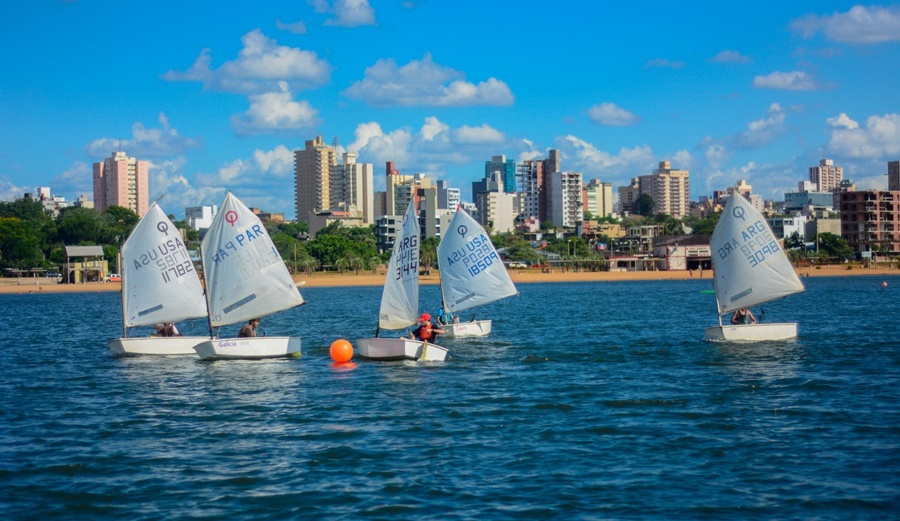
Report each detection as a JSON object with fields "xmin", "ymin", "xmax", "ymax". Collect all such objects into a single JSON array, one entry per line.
[{"xmin": 1, "ymin": 275, "xmax": 898, "ymax": 519}]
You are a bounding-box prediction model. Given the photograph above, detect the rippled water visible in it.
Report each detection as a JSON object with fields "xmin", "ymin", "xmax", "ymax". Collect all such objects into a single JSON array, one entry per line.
[{"xmin": 1, "ymin": 275, "xmax": 898, "ymax": 519}]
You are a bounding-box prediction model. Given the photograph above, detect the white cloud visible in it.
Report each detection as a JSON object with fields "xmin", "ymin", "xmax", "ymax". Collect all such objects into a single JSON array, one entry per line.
[
  {"xmin": 709, "ymin": 50, "xmax": 751, "ymax": 63},
  {"xmin": 0, "ymin": 180, "xmax": 25, "ymax": 202},
  {"xmin": 276, "ymin": 18, "xmax": 307, "ymax": 34},
  {"xmin": 420, "ymin": 117, "xmax": 450, "ymax": 142},
  {"xmin": 752, "ymin": 70, "xmax": 817, "ymax": 91},
  {"xmin": 162, "ymin": 29, "xmax": 331, "ymax": 94},
  {"xmin": 588, "ymin": 103, "xmax": 640, "ymax": 126},
  {"xmin": 790, "ymin": 5, "xmax": 900, "ymax": 44},
  {"xmin": 452, "ymin": 124, "xmax": 505, "ymax": 144},
  {"xmin": 231, "ymin": 82, "xmax": 320, "ymax": 134},
  {"xmin": 825, "ymin": 112, "xmax": 900, "ymax": 157},
  {"xmin": 253, "ymin": 145, "xmax": 295, "ymax": 176},
  {"xmin": 734, "ymin": 103, "xmax": 787, "ymax": 149},
  {"xmin": 557, "ymin": 135, "xmax": 655, "ymax": 183},
  {"xmin": 50, "ymin": 161, "xmax": 92, "ymax": 195},
  {"xmin": 86, "ymin": 113, "xmax": 201, "ymax": 158},
  {"xmin": 313, "ymin": 0, "xmax": 376, "ymax": 27},
  {"xmin": 343, "ymin": 53, "xmax": 514, "ymax": 107}
]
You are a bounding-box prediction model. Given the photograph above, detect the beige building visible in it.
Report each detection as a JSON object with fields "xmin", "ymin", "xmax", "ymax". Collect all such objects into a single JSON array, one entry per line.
[
  {"xmin": 330, "ymin": 152, "xmax": 374, "ymax": 224},
  {"xmin": 92, "ymin": 151, "xmax": 149, "ymax": 217},
  {"xmin": 584, "ymin": 179, "xmax": 614, "ymax": 218},
  {"xmin": 294, "ymin": 136, "xmax": 336, "ymax": 223},
  {"xmin": 810, "ymin": 158, "xmax": 843, "ymax": 193},
  {"xmin": 647, "ymin": 161, "xmax": 690, "ymax": 218}
]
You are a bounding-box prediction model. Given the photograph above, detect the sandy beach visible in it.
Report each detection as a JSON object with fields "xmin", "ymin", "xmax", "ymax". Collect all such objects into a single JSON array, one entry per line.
[{"xmin": 1, "ymin": 265, "xmax": 896, "ymax": 295}]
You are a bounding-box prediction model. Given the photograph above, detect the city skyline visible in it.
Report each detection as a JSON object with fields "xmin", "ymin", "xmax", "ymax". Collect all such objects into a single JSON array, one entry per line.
[{"xmin": 2, "ymin": 1, "xmax": 899, "ymax": 219}]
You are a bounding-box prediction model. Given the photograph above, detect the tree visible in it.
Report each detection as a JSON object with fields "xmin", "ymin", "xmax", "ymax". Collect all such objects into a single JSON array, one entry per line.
[
  {"xmin": 0, "ymin": 217, "xmax": 42, "ymax": 268},
  {"xmin": 817, "ymin": 232, "xmax": 853, "ymax": 260},
  {"xmin": 689, "ymin": 211, "xmax": 721, "ymax": 236},
  {"xmin": 420, "ymin": 236, "xmax": 439, "ymax": 274},
  {"xmin": 634, "ymin": 194, "xmax": 656, "ymax": 216}
]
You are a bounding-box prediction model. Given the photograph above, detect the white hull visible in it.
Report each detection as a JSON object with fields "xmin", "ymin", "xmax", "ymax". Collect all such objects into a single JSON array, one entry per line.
[
  {"xmin": 193, "ymin": 336, "xmax": 301, "ymax": 360},
  {"xmin": 356, "ymin": 337, "xmax": 448, "ymax": 362},
  {"xmin": 440, "ymin": 320, "xmax": 491, "ymax": 338},
  {"xmin": 704, "ymin": 323, "xmax": 798, "ymax": 342},
  {"xmin": 108, "ymin": 336, "xmax": 209, "ymax": 356}
]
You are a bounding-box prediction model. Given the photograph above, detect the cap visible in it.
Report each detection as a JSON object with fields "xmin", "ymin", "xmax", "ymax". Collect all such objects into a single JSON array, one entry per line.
[{"xmin": 418, "ymin": 312, "xmax": 431, "ymax": 321}]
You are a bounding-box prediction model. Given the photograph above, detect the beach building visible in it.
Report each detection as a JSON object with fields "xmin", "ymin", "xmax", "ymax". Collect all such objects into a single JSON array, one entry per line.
[
  {"xmin": 63, "ymin": 245, "xmax": 108, "ymax": 284},
  {"xmin": 652, "ymin": 236, "xmax": 712, "ymax": 271},
  {"xmin": 92, "ymin": 151, "xmax": 149, "ymax": 217}
]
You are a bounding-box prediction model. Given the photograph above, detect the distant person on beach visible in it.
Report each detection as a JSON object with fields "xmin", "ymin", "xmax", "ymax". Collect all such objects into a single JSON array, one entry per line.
[
  {"xmin": 239, "ymin": 318, "xmax": 260, "ymax": 337},
  {"xmin": 731, "ymin": 308, "xmax": 757, "ymax": 325},
  {"xmin": 155, "ymin": 323, "xmax": 181, "ymax": 337},
  {"xmin": 410, "ymin": 313, "xmax": 444, "ymax": 342}
]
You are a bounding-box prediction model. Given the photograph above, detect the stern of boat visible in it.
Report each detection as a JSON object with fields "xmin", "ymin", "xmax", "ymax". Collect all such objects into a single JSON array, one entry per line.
[
  {"xmin": 193, "ymin": 336, "xmax": 302, "ymax": 360},
  {"xmin": 357, "ymin": 337, "xmax": 448, "ymax": 361},
  {"xmin": 441, "ymin": 320, "xmax": 491, "ymax": 338}
]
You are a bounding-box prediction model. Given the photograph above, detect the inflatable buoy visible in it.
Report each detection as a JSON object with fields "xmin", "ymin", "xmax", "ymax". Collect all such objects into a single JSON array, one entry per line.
[{"xmin": 330, "ymin": 339, "xmax": 353, "ymax": 363}]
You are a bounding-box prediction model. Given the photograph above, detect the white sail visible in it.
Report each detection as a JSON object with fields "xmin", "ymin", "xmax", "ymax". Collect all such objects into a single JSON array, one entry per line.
[
  {"xmin": 438, "ymin": 207, "xmax": 517, "ymax": 314},
  {"xmin": 378, "ymin": 201, "xmax": 420, "ymax": 330},
  {"xmin": 201, "ymin": 192, "xmax": 304, "ymax": 327},
  {"xmin": 122, "ymin": 202, "xmax": 207, "ymax": 328},
  {"xmin": 710, "ymin": 190, "xmax": 804, "ymax": 315}
]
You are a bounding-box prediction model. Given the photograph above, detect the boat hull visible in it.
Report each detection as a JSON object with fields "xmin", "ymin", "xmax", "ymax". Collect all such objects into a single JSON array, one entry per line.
[
  {"xmin": 356, "ymin": 337, "xmax": 448, "ymax": 362},
  {"xmin": 108, "ymin": 336, "xmax": 209, "ymax": 356},
  {"xmin": 440, "ymin": 320, "xmax": 491, "ymax": 338},
  {"xmin": 704, "ymin": 323, "xmax": 798, "ymax": 342},
  {"xmin": 193, "ymin": 336, "xmax": 302, "ymax": 360}
]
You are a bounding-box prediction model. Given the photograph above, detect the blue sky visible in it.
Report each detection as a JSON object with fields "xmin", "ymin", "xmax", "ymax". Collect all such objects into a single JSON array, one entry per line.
[{"xmin": 2, "ymin": 1, "xmax": 899, "ymax": 219}]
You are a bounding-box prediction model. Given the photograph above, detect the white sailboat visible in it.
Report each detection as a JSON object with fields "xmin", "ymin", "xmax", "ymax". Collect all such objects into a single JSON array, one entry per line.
[
  {"xmin": 356, "ymin": 201, "xmax": 448, "ymax": 361},
  {"xmin": 437, "ymin": 207, "xmax": 518, "ymax": 338},
  {"xmin": 705, "ymin": 188, "xmax": 805, "ymax": 341},
  {"xmin": 193, "ymin": 192, "xmax": 305, "ymax": 360},
  {"xmin": 107, "ymin": 202, "xmax": 209, "ymax": 356}
]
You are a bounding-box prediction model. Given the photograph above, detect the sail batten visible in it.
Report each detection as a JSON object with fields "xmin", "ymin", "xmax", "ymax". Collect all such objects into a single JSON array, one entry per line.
[
  {"xmin": 121, "ymin": 203, "xmax": 207, "ymax": 328},
  {"xmin": 201, "ymin": 192, "xmax": 304, "ymax": 327},
  {"xmin": 378, "ymin": 202, "xmax": 420, "ymax": 330},
  {"xmin": 710, "ymin": 189, "xmax": 804, "ymax": 315},
  {"xmin": 438, "ymin": 208, "xmax": 517, "ymax": 315}
]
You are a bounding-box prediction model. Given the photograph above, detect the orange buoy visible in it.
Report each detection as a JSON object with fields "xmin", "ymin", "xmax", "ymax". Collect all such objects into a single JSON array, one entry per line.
[{"xmin": 330, "ymin": 339, "xmax": 354, "ymax": 363}]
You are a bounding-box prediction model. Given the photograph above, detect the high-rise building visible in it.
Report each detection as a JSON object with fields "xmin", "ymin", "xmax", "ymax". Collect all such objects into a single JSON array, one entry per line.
[
  {"xmin": 516, "ymin": 159, "xmax": 543, "ymax": 223},
  {"xmin": 330, "ymin": 152, "xmax": 374, "ymax": 224},
  {"xmin": 485, "ymin": 155, "xmax": 517, "ymax": 193},
  {"xmin": 809, "ymin": 159, "xmax": 843, "ymax": 192},
  {"xmin": 888, "ymin": 160, "xmax": 899, "ymax": 191},
  {"xmin": 584, "ymin": 179, "xmax": 614, "ymax": 218},
  {"xmin": 547, "ymin": 171, "xmax": 583, "ymax": 228},
  {"xmin": 294, "ymin": 136, "xmax": 336, "ymax": 223},
  {"xmin": 92, "ymin": 151, "xmax": 149, "ymax": 216},
  {"xmin": 648, "ymin": 161, "xmax": 690, "ymax": 218},
  {"xmin": 840, "ymin": 189, "xmax": 900, "ymax": 254}
]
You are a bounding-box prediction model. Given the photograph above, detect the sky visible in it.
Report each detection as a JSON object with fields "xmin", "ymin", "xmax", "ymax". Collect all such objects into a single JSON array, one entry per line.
[{"xmin": 1, "ymin": 1, "xmax": 899, "ymax": 220}]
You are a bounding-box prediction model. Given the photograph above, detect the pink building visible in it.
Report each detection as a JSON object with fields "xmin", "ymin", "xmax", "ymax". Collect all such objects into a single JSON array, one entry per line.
[{"xmin": 93, "ymin": 151, "xmax": 149, "ymax": 216}]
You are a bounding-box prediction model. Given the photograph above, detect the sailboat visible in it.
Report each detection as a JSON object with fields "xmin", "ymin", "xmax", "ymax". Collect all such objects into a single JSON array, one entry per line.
[
  {"xmin": 107, "ymin": 202, "xmax": 209, "ymax": 355},
  {"xmin": 436, "ymin": 206, "xmax": 518, "ymax": 337},
  {"xmin": 356, "ymin": 201, "xmax": 449, "ymax": 361},
  {"xmin": 192, "ymin": 192, "xmax": 305, "ymax": 360},
  {"xmin": 705, "ymin": 188, "xmax": 805, "ymax": 341}
]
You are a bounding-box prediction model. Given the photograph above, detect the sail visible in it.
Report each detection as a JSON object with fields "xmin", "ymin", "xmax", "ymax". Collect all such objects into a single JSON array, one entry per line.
[
  {"xmin": 121, "ymin": 202, "xmax": 207, "ymax": 328},
  {"xmin": 378, "ymin": 201, "xmax": 420, "ymax": 330},
  {"xmin": 201, "ymin": 192, "xmax": 304, "ymax": 327},
  {"xmin": 710, "ymin": 190, "xmax": 805, "ymax": 315},
  {"xmin": 438, "ymin": 207, "xmax": 517, "ymax": 314}
]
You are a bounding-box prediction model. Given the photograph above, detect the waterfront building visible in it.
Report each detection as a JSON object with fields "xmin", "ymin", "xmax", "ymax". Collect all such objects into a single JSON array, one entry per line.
[
  {"xmin": 294, "ymin": 136, "xmax": 336, "ymax": 223},
  {"xmin": 485, "ymin": 155, "xmax": 517, "ymax": 193},
  {"xmin": 584, "ymin": 179, "xmax": 614, "ymax": 218},
  {"xmin": 331, "ymin": 152, "xmax": 374, "ymax": 225},
  {"xmin": 839, "ymin": 189, "xmax": 900, "ymax": 254},
  {"xmin": 547, "ymin": 171, "xmax": 583, "ymax": 228},
  {"xmin": 92, "ymin": 151, "xmax": 149, "ymax": 217}
]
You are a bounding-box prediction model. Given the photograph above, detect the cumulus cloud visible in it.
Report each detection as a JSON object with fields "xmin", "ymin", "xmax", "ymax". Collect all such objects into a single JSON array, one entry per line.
[
  {"xmin": 752, "ymin": 70, "xmax": 818, "ymax": 91},
  {"xmin": 709, "ymin": 50, "xmax": 751, "ymax": 63},
  {"xmin": 790, "ymin": 5, "xmax": 900, "ymax": 44},
  {"xmin": 825, "ymin": 112, "xmax": 900, "ymax": 157},
  {"xmin": 312, "ymin": 0, "xmax": 376, "ymax": 27},
  {"xmin": 86, "ymin": 113, "xmax": 201, "ymax": 158},
  {"xmin": 50, "ymin": 161, "xmax": 93, "ymax": 195},
  {"xmin": 276, "ymin": 18, "xmax": 307, "ymax": 34},
  {"xmin": 231, "ymin": 82, "xmax": 320, "ymax": 134},
  {"xmin": 588, "ymin": 102, "xmax": 640, "ymax": 126},
  {"xmin": 644, "ymin": 58, "xmax": 686, "ymax": 69},
  {"xmin": 162, "ymin": 29, "xmax": 331, "ymax": 94},
  {"xmin": 556, "ymin": 134, "xmax": 655, "ymax": 184},
  {"xmin": 343, "ymin": 53, "xmax": 514, "ymax": 107},
  {"xmin": 453, "ymin": 124, "xmax": 505, "ymax": 144},
  {"xmin": 699, "ymin": 104, "xmax": 787, "ymax": 157}
]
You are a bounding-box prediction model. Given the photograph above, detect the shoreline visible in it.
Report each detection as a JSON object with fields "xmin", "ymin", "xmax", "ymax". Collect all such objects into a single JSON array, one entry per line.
[{"xmin": 1, "ymin": 265, "xmax": 897, "ymax": 295}]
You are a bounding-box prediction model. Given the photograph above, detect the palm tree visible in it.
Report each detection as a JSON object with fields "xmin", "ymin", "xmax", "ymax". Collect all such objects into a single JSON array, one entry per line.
[
  {"xmin": 297, "ymin": 256, "xmax": 318, "ymax": 277},
  {"xmin": 368, "ymin": 255, "xmax": 382, "ymax": 275},
  {"xmin": 348, "ymin": 255, "xmax": 365, "ymax": 275}
]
